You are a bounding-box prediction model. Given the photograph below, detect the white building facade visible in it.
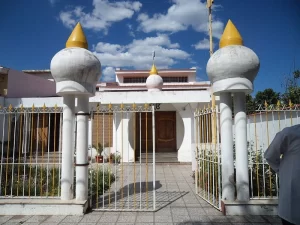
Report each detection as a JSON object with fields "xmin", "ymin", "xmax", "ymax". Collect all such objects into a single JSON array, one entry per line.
[{"xmin": 2, "ymin": 66, "xmax": 213, "ymax": 165}]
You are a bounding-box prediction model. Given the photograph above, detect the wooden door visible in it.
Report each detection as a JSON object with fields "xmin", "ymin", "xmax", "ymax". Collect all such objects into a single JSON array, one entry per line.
[
  {"xmin": 155, "ymin": 112, "xmax": 176, "ymax": 152},
  {"xmin": 135, "ymin": 111, "xmax": 177, "ymax": 154},
  {"xmin": 136, "ymin": 112, "xmax": 153, "ymax": 153}
]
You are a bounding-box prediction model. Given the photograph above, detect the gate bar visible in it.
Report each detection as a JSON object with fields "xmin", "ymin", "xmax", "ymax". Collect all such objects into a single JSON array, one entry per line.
[{"xmin": 152, "ymin": 105, "xmax": 156, "ymax": 210}]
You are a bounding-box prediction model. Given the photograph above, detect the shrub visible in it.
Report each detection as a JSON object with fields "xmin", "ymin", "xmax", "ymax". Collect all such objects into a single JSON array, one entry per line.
[{"xmin": 0, "ymin": 164, "xmax": 115, "ymax": 197}]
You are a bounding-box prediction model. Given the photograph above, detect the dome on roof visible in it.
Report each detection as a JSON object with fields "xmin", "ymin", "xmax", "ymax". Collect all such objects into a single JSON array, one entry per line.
[
  {"xmin": 146, "ymin": 64, "xmax": 163, "ymax": 92},
  {"xmin": 146, "ymin": 74, "xmax": 163, "ymax": 92}
]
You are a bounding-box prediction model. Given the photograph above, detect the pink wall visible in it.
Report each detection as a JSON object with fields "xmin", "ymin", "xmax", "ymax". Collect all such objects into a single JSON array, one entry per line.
[{"xmin": 7, "ymin": 69, "xmax": 57, "ymax": 98}]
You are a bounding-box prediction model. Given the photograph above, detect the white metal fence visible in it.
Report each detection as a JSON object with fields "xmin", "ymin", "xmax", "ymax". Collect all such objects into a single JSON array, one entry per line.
[
  {"xmin": 0, "ymin": 105, "xmax": 63, "ymax": 198},
  {"xmin": 246, "ymin": 103, "xmax": 300, "ymax": 199},
  {"xmin": 195, "ymin": 102, "xmax": 300, "ymax": 209},
  {"xmin": 194, "ymin": 106, "xmax": 222, "ymax": 209}
]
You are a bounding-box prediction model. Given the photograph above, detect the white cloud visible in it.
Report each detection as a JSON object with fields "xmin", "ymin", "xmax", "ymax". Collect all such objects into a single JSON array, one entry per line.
[
  {"xmin": 137, "ymin": 0, "xmax": 224, "ymax": 39},
  {"xmin": 59, "ymin": 0, "xmax": 142, "ymax": 33},
  {"xmin": 127, "ymin": 23, "xmax": 135, "ymax": 37},
  {"xmin": 94, "ymin": 34, "xmax": 190, "ymax": 76},
  {"xmin": 193, "ymin": 38, "xmax": 215, "ymax": 50},
  {"xmin": 95, "ymin": 42, "xmax": 124, "ymax": 54},
  {"xmin": 49, "ymin": 0, "xmax": 59, "ymax": 6},
  {"xmin": 102, "ymin": 67, "xmax": 116, "ymax": 81}
]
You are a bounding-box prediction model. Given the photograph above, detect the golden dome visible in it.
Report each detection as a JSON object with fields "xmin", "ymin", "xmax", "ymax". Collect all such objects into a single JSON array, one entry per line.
[
  {"xmin": 219, "ymin": 20, "xmax": 243, "ymax": 48},
  {"xmin": 149, "ymin": 64, "xmax": 158, "ymax": 75},
  {"xmin": 66, "ymin": 23, "xmax": 88, "ymax": 49}
]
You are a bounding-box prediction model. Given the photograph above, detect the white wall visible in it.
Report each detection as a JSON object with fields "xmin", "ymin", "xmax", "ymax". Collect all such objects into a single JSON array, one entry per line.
[
  {"xmin": 173, "ymin": 104, "xmax": 194, "ymax": 162},
  {"xmin": 90, "ymin": 90, "xmax": 211, "ymax": 104},
  {"xmin": 245, "ymin": 111, "xmax": 300, "ymax": 152}
]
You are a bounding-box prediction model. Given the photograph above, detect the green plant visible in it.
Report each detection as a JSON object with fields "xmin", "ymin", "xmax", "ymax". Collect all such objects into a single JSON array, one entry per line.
[
  {"xmin": 233, "ymin": 141, "xmax": 277, "ymax": 198},
  {"xmin": 0, "ymin": 164, "xmax": 60, "ymax": 197},
  {"xmin": 93, "ymin": 143, "xmax": 103, "ymax": 156},
  {"xmin": 88, "ymin": 168, "xmax": 115, "ymax": 196},
  {"xmin": 110, "ymin": 152, "xmax": 121, "ymax": 163},
  {"xmin": 0, "ymin": 164, "xmax": 116, "ymax": 198}
]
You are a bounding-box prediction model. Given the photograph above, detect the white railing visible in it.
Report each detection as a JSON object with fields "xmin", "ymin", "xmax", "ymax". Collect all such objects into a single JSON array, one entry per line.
[
  {"xmin": 0, "ymin": 105, "xmax": 63, "ymax": 198},
  {"xmin": 194, "ymin": 106, "xmax": 222, "ymax": 209},
  {"xmin": 246, "ymin": 103, "xmax": 300, "ymax": 199}
]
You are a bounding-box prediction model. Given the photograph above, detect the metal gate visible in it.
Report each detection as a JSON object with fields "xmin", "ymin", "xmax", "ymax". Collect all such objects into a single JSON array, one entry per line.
[
  {"xmin": 194, "ymin": 105, "xmax": 222, "ymax": 209},
  {"xmin": 88, "ymin": 103, "xmax": 157, "ymax": 211}
]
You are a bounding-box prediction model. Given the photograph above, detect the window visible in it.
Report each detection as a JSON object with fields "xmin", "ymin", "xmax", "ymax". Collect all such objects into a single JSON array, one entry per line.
[{"xmin": 123, "ymin": 76, "xmax": 188, "ymax": 83}]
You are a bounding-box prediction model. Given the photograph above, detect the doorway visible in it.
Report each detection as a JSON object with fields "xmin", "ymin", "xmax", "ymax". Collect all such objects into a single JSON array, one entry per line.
[{"xmin": 135, "ymin": 111, "xmax": 176, "ymax": 154}]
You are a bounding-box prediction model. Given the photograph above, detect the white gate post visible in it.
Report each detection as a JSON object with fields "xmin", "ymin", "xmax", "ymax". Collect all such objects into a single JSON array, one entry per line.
[
  {"xmin": 207, "ymin": 20, "xmax": 260, "ymax": 207},
  {"xmin": 219, "ymin": 93, "xmax": 235, "ymax": 201},
  {"xmin": 50, "ymin": 22, "xmax": 101, "ymax": 202},
  {"xmin": 75, "ymin": 95, "xmax": 90, "ymax": 200},
  {"xmin": 234, "ymin": 92, "xmax": 249, "ymax": 201},
  {"xmin": 61, "ymin": 95, "xmax": 75, "ymax": 200}
]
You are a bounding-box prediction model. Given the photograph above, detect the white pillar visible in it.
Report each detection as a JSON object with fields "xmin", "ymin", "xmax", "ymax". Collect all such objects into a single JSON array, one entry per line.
[
  {"xmin": 191, "ymin": 109, "xmax": 197, "ymax": 171},
  {"xmin": 61, "ymin": 95, "xmax": 75, "ymax": 200},
  {"xmin": 220, "ymin": 92, "xmax": 235, "ymax": 201},
  {"xmin": 88, "ymin": 118, "xmax": 92, "ymax": 148},
  {"xmin": 75, "ymin": 95, "xmax": 89, "ymax": 201},
  {"xmin": 234, "ymin": 92, "xmax": 249, "ymax": 201}
]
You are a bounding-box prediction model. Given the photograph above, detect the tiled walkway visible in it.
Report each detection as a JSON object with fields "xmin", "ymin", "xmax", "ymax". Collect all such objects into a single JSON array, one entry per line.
[{"xmin": 0, "ymin": 164, "xmax": 282, "ymax": 225}]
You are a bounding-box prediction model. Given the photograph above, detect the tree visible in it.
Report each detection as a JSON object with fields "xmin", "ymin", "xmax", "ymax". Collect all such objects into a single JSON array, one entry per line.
[
  {"xmin": 254, "ymin": 88, "xmax": 280, "ymax": 106},
  {"xmin": 246, "ymin": 94, "xmax": 256, "ymax": 114},
  {"xmin": 281, "ymin": 69, "xmax": 300, "ymax": 105}
]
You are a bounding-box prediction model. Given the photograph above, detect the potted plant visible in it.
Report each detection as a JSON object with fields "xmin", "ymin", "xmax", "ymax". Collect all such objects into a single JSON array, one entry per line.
[
  {"xmin": 93, "ymin": 143, "xmax": 103, "ymax": 163},
  {"xmin": 109, "ymin": 152, "xmax": 121, "ymax": 164}
]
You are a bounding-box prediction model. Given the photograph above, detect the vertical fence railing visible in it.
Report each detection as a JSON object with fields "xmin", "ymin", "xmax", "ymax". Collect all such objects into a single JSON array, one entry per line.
[
  {"xmin": 247, "ymin": 101, "xmax": 300, "ymax": 199},
  {"xmin": 0, "ymin": 104, "xmax": 62, "ymax": 198},
  {"xmin": 195, "ymin": 105, "xmax": 221, "ymax": 209},
  {"xmin": 89, "ymin": 103, "xmax": 156, "ymax": 211}
]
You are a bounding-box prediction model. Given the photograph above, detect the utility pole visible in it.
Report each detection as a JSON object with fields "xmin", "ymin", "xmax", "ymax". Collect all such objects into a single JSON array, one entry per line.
[{"xmin": 207, "ymin": 0, "xmax": 217, "ymax": 144}]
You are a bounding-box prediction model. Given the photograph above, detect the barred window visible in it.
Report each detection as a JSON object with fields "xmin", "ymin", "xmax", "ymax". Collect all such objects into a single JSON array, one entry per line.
[
  {"xmin": 123, "ymin": 77, "xmax": 147, "ymax": 83},
  {"xmin": 123, "ymin": 76, "xmax": 188, "ymax": 83}
]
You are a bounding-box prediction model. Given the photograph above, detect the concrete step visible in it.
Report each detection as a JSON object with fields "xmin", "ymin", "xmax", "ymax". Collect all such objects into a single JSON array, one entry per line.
[{"xmin": 138, "ymin": 152, "xmax": 178, "ymax": 163}]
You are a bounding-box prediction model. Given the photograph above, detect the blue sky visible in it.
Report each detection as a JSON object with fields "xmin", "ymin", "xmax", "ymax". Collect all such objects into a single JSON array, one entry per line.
[{"xmin": 0, "ymin": 0, "xmax": 299, "ymax": 95}]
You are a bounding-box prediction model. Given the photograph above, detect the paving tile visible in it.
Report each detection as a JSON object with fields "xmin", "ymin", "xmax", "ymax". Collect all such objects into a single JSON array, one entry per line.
[
  {"xmin": 263, "ymin": 216, "xmax": 282, "ymax": 223},
  {"xmin": 136, "ymin": 215, "xmax": 154, "ymax": 223},
  {"xmin": 79, "ymin": 215, "xmax": 101, "ymax": 223},
  {"xmin": 228, "ymin": 223, "xmax": 253, "ymax": 225},
  {"xmin": 135, "ymin": 223, "xmax": 153, "ymax": 225},
  {"xmin": 43, "ymin": 215, "xmax": 66, "ymax": 223},
  {"xmin": 188, "ymin": 208, "xmax": 207, "ymax": 215},
  {"xmin": 155, "ymin": 215, "xmax": 173, "ymax": 223},
  {"xmin": 0, "ymin": 216, "xmax": 13, "ymax": 223},
  {"xmin": 244, "ymin": 215, "xmax": 267, "ymax": 223},
  {"xmin": 203, "ymin": 208, "xmax": 223, "ymax": 216},
  {"xmin": 6, "ymin": 215, "xmax": 31, "ymax": 223},
  {"xmin": 171, "ymin": 208, "xmax": 189, "ymax": 215},
  {"xmin": 211, "ymin": 223, "xmax": 231, "ymax": 225},
  {"xmin": 117, "ymin": 215, "xmax": 136, "ymax": 223},
  {"xmin": 188, "ymin": 223, "xmax": 212, "ymax": 225},
  {"xmin": 40, "ymin": 223, "xmax": 60, "ymax": 225},
  {"xmin": 98, "ymin": 215, "xmax": 119, "ymax": 223},
  {"xmin": 155, "ymin": 209, "xmax": 172, "ymax": 216},
  {"xmin": 227, "ymin": 216, "xmax": 249, "ymax": 223},
  {"xmin": 96, "ymin": 223, "xmax": 115, "ymax": 225},
  {"xmin": 172, "ymin": 214, "xmax": 191, "ymax": 222},
  {"xmin": 26, "ymin": 215, "xmax": 49, "ymax": 223},
  {"xmin": 61, "ymin": 215, "xmax": 84, "ymax": 223},
  {"xmin": 188, "ymin": 215, "xmax": 211, "ymax": 222},
  {"xmin": 208, "ymin": 215, "xmax": 229, "ymax": 223},
  {"xmin": 22, "ymin": 223, "xmax": 40, "ymax": 225}
]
